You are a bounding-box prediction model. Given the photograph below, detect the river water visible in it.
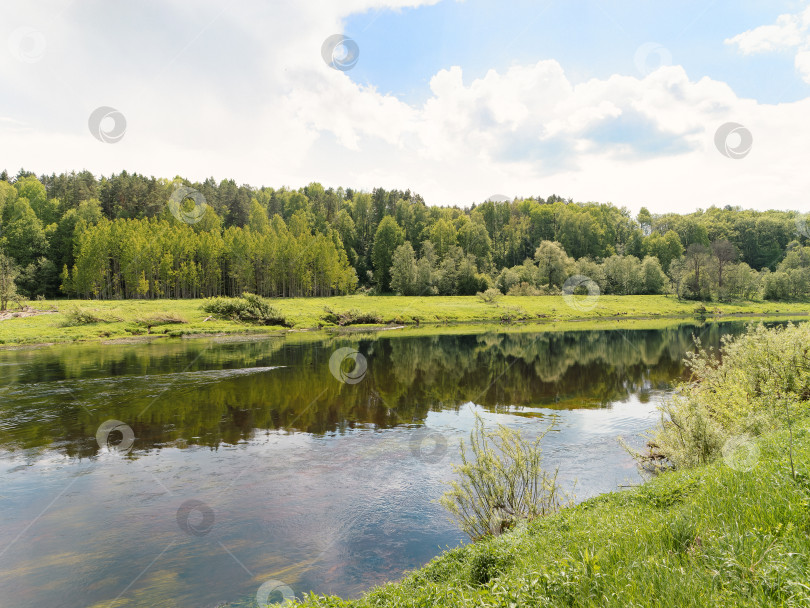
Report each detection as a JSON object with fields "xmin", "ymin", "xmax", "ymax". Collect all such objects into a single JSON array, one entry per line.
[{"xmin": 0, "ymin": 322, "xmax": 757, "ymax": 607}]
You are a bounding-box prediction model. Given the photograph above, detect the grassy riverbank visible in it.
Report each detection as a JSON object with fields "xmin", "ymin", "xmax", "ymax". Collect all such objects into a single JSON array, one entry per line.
[
  {"xmin": 1, "ymin": 295, "xmax": 809, "ymax": 346},
  {"xmin": 297, "ymin": 424, "xmax": 810, "ymax": 607}
]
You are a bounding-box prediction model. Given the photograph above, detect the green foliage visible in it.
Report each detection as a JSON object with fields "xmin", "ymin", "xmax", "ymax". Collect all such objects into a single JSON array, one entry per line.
[
  {"xmin": 389, "ymin": 242, "xmax": 418, "ymax": 295},
  {"xmin": 1, "ymin": 172, "xmax": 808, "ymax": 302},
  {"xmin": 0, "ymin": 252, "xmax": 19, "ymax": 311},
  {"xmin": 476, "ymin": 288, "xmax": 502, "ymax": 304},
  {"xmin": 440, "ymin": 414, "xmax": 564, "ymax": 541},
  {"xmin": 321, "ymin": 307, "xmax": 383, "ymax": 326},
  {"xmin": 202, "ymin": 293, "xmax": 290, "ymax": 326},
  {"xmin": 372, "ymin": 216, "xmax": 405, "ymax": 291},
  {"xmin": 61, "ymin": 306, "xmax": 111, "ymax": 326},
  {"xmin": 534, "ymin": 240, "xmax": 573, "ymax": 288},
  {"xmin": 467, "ymin": 539, "xmax": 513, "ymax": 586},
  {"xmin": 653, "ymin": 323, "xmax": 810, "ymax": 469},
  {"xmin": 637, "ymin": 474, "xmax": 701, "ymax": 508},
  {"xmin": 506, "ymin": 282, "xmax": 541, "ymax": 296}
]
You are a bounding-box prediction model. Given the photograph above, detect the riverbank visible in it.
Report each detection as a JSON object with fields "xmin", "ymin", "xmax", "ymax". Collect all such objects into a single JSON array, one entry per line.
[
  {"xmin": 298, "ymin": 421, "xmax": 810, "ymax": 607},
  {"xmin": 1, "ymin": 295, "xmax": 808, "ymax": 347}
]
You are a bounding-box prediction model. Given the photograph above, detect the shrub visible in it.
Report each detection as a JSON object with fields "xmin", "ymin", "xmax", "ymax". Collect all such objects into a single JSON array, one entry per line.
[
  {"xmin": 135, "ymin": 312, "xmax": 187, "ymax": 326},
  {"xmin": 202, "ymin": 293, "xmax": 290, "ymax": 327},
  {"xmin": 467, "ymin": 541, "xmax": 513, "ymax": 586},
  {"xmin": 440, "ymin": 414, "xmax": 564, "ymax": 541},
  {"xmin": 321, "ymin": 307, "xmax": 383, "ymax": 326},
  {"xmin": 62, "ymin": 306, "xmax": 107, "ymax": 326},
  {"xmin": 477, "ymin": 288, "xmax": 503, "ymax": 304},
  {"xmin": 202, "ymin": 296, "xmax": 246, "ymax": 319},
  {"xmin": 506, "ymin": 282, "xmax": 541, "ymax": 296},
  {"xmin": 652, "ymin": 323, "xmax": 810, "ymax": 472},
  {"xmin": 499, "ymin": 306, "xmax": 529, "ymax": 324}
]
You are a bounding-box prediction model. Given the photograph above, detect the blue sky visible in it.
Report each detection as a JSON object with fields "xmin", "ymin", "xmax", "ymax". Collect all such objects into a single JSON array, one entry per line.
[
  {"xmin": 2, "ymin": 0, "xmax": 810, "ymax": 213},
  {"xmin": 345, "ymin": 0, "xmax": 809, "ymax": 105}
]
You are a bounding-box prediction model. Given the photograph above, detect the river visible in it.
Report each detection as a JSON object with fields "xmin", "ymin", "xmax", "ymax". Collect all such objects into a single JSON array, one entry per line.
[{"xmin": 0, "ymin": 322, "xmax": 759, "ymax": 607}]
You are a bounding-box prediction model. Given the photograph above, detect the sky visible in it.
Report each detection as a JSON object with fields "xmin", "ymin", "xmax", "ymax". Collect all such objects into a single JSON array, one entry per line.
[{"xmin": 1, "ymin": 0, "xmax": 810, "ymax": 214}]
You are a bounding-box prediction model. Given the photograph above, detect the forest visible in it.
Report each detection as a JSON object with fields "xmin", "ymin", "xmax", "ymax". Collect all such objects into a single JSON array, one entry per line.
[{"xmin": 0, "ymin": 168, "xmax": 808, "ymax": 303}]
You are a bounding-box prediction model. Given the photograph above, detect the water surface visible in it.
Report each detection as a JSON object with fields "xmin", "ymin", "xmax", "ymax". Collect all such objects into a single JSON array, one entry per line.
[{"xmin": 0, "ymin": 322, "xmax": 756, "ymax": 607}]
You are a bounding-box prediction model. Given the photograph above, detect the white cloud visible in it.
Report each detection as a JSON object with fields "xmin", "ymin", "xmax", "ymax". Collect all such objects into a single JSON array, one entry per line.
[
  {"xmin": 0, "ymin": 0, "xmax": 809, "ymax": 215},
  {"xmin": 726, "ymin": 4, "xmax": 810, "ymax": 84}
]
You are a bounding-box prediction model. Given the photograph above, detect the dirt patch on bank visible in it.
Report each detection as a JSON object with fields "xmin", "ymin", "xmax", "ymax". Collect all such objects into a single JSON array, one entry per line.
[{"xmin": 0, "ymin": 306, "xmax": 58, "ymax": 321}]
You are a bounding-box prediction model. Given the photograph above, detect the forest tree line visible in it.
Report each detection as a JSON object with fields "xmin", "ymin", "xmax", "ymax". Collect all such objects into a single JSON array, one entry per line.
[{"xmin": 0, "ymin": 168, "xmax": 808, "ymax": 303}]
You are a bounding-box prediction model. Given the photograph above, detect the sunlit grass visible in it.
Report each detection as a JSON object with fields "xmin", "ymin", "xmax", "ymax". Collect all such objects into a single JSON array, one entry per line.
[{"xmin": 1, "ymin": 295, "xmax": 808, "ymax": 346}]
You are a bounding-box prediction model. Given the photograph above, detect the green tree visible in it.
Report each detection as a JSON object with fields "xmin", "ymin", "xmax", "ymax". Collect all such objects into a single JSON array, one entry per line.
[
  {"xmin": 641, "ymin": 256, "xmax": 667, "ymax": 294},
  {"xmin": 372, "ymin": 216, "xmax": 405, "ymax": 291},
  {"xmin": 643, "ymin": 230, "xmax": 684, "ymax": 273},
  {"xmin": 534, "ymin": 241, "xmax": 571, "ymax": 288},
  {"xmin": 711, "ymin": 239, "xmax": 738, "ymax": 298},
  {"xmin": 0, "ymin": 251, "xmax": 19, "ymax": 310},
  {"xmin": 429, "ymin": 218, "xmax": 458, "ymax": 258},
  {"xmin": 637, "ymin": 207, "xmax": 652, "ymax": 235},
  {"xmin": 390, "ymin": 242, "xmax": 418, "ymax": 295},
  {"xmin": 16, "ymin": 176, "xmax": 58, "ymax": 225},
  {"xmin": 2, "ymin": 198, "xmax": 47, "ymax": 267},
  {"xmin": 247, "ymin": 199, "xmax": 270, "ymax": 233},
  {"xmin": 457, "ymin": 220, "xmax": 492, "ymax": 271},
  {"xmin": 683, "ymin": 243, "xmax": 711, "ymax": 300}
]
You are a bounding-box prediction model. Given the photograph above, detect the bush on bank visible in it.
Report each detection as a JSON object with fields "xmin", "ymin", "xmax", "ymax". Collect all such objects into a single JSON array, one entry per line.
[{"xmin": 653, "ymin": 322, "xmax": 810, "ymax": 471}]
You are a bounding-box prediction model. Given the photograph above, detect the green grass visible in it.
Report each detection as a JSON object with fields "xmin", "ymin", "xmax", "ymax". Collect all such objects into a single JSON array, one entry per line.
[
  {"xmin": 1, "ymin": 295, "xmax": 808, "ymax": 346},
  {"xmin": 296, "ymin": 424, "xmax": 810, "ymax": 607}
]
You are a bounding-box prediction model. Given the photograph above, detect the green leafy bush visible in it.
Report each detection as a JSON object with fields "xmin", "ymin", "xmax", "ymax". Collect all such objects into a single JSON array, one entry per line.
[
  {"xmin": 321, "ymin": 307, "xmax": 383, "ymax": 326},
  {"xmin": 476, "ymin": 288, "xmax": 503, "ymax": 304},
  {"xmin": 202, "ymin": 293, "xmax": 290, "ymax": 327},
  {"xmin": 467, "ymin": 541, "xmax": 513, "ymax": 586},
  {"xmin": 440, "ymin": 414, "xmax": 565, "ymax": 541},
  {"xmin": 506, "ymin": 282, "xmax": 541, "ymax": 296},
  {"xmin": 61, "ymin": 306, "xmax": 109, "ymax": 326},
  {"xmin": 653, "ymin": 323, "xmax": 810, "ymax": 470}
]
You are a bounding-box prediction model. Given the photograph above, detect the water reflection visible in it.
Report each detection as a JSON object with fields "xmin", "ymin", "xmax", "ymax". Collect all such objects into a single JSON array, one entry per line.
[{"xmin": 0, "ymin": 323, "xmax": 737, "ymax": 456}]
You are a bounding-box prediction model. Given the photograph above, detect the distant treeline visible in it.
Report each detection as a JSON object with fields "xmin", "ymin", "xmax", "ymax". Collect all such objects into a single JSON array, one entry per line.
[{"xmin": 0, "ymin": 168, "xmax": 808, "ymax": 302}]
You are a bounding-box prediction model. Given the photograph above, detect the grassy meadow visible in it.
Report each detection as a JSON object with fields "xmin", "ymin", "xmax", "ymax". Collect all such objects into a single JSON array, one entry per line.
[{"xmin": 1, "ymin": 294, "xmax": 809, "ymax": 346}]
